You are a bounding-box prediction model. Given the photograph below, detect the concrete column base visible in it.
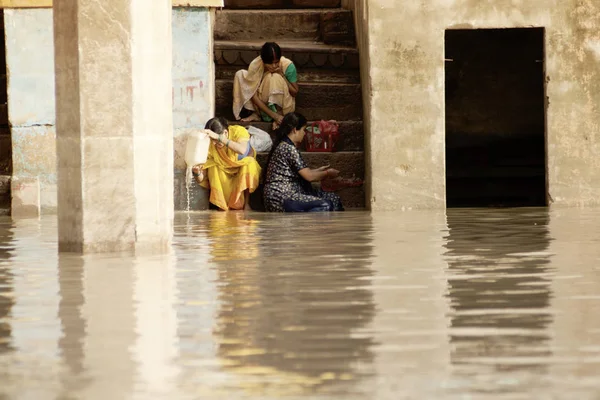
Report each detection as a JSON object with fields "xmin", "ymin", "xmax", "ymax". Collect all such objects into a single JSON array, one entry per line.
[{"xmin": 54, "ymin": 0, "xmax": 173, "ymax": 253}]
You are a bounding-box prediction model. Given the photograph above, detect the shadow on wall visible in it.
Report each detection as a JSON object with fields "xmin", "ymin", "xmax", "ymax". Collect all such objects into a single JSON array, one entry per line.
[{"xmin": 0, "ymin": 9, "xmax": 11, "ymax": 212}]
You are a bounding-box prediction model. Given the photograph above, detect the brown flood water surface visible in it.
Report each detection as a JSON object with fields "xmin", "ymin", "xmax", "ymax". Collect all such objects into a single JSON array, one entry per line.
[{"xmin": 0, "ymin": 209, "xmax": 600, "ymax": 399}]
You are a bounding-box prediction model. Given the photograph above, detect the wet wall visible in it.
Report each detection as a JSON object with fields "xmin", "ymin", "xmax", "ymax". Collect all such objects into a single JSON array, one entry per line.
[
  {"xmin": 3, "ymin": 7, "xmax": 216, "ymax": 212},
  {"xmin": 362, "ymin": 0, "xmax": 600, "ymax": 210}
]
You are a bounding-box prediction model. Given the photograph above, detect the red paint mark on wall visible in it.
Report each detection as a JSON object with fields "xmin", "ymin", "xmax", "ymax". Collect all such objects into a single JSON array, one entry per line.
[{"xmin": 186, "ymin": 86, "xmax": 195, "ymax": 101}]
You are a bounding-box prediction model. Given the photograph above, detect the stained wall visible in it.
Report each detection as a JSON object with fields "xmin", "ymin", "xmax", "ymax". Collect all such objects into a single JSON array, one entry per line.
[
  {"xmin": 4, "ymin": 7, "xmax": 216, "ymax": 212},
  {"xmin": 360, "ymin": 0, "xmax": 600, "ymax": 209}
]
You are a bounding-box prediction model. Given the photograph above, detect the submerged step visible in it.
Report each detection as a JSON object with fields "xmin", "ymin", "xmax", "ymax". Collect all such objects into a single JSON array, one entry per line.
[
  {"xmin": 0, "ymin": 134, "xmax": 10, "ymax": 175},
  {"xmin": 0, "ymin": 175, "xmax": 10, "ymax": 215},
  {"xmin": 215, "ymin": 79, "xmax": 363, "ymax": 122}
]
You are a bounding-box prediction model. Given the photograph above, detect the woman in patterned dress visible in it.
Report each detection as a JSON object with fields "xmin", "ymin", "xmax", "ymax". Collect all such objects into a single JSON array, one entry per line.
[{"xmin": 263, "ymin": 112, "xmax": 344, "ymax": 212}]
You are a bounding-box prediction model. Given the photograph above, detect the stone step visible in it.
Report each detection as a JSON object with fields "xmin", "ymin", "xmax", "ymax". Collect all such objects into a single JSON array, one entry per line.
[
  {"xmin": 224, "ymin": 0, "xmax": 341, "ymax": 8},
  {"xmin": 0, "ymin": 175, "xmax": 10, "ymax": 215},
  {"xmin": 215, "ymin": 40, "xmax": 358, "ymax": 70},
  {"xmin": 215, "ymin": 8, "xmax": 354, "ymax": 45},
  {"xmin": 216, "ymin": 65, "xmax": 360, "ymax": 84},
  {"xmin": 0, "ymin": 104, "xmax": 7, "ymax": 126},
  {"xmin": 174, "ymin": 150, "xmax": 365, "ymax": 211},
  {"xmin": 0, "ymin": 75, "xmax": 6, "ymax": 104},
  {"xmin": 215, "ymin": 79, "xmax": 363, "ymax": 122},
  {"xmin": 0, "ymin": 133, "xmax": 10, "ymax": 175},
  {"xmin": 234, "ymin": 120, "xmax": 364, "ymax": 151}
]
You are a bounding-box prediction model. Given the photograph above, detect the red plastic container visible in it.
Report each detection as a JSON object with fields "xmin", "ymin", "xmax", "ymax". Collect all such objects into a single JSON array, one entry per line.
[{"xmin": 305, "ymin": 120, "xmax": 340, "ymax": 152}]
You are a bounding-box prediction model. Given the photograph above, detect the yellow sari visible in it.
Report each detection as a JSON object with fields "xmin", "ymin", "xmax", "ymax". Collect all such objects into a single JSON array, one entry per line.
[{"xmin": 201, "ymin": 125, "xmax": 261, "ymax": 211}]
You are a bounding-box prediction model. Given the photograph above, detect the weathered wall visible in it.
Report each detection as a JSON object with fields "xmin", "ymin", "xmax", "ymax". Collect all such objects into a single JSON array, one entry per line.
[
  {"xmin": 5, "ymin": 9, "xmax": 57, "ymax": 211},
  {"xmin": 365, "ymin": 0, "xmax": 600, "ymax": 209},
  {"xmin": 172, "ymin": 8, "xmax": 214, "ymax": 170},
  {"xmin": 5, "ymin": 7, "xmax": 215, "ymax": 212},
  {"xmin": 172, "ymin": 8, "xmax": 214, "ymax": 210}
]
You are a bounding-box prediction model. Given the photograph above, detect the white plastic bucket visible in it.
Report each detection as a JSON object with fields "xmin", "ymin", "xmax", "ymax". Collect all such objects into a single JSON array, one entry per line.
[{"xmin": 184, "ymin": 130, "xmax": 211, "ymax": 167}]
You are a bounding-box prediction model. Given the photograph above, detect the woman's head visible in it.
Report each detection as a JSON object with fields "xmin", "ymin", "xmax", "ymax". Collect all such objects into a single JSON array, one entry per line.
[
  {"xmin": 205, "ymin": 117, "xmax": 229, "ymax": 136},
  {"xmin": 263, "ymin": 112, "xmax": 308, "ymax": 180},
  {"xmin": 261, "ymin": 42, "xmax": 282, "ymax": 73},
  {"xmin": 277, "ymin": 112, "xmax": 308, "ymax": 144}
]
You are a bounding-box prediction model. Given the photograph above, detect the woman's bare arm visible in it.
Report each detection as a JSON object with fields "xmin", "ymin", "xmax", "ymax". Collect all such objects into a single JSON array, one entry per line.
[
  {"xmin": 275, "ymin": 67, "xmax": 299, "ymax": 97},
  {"xmin": 205, "ymin": 129, "xmax": 251, "ymax": 156},
  {"xmin": 287, "ymin": 81, "xmax": 299, "ymax": 97},
  {"xmin": 298, "ymin": 166, "xmax": 339, "ymax": 182}
]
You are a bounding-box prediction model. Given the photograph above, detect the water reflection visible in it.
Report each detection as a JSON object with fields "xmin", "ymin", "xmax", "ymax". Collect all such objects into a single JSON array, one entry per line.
[
  {"xmin": 56, "ymin": 251, "xmax": 181, "ymax": 399},
  {"xmin": 0, "ymin": 218, "xmax": 14, "ymax": 354},
  {"xmin": 206, "ymin": 212, "xmax": 376, "ymax": 396},
  {"xmin": 57, "ymin": 254, "xmax": 86, "ymax": 396},
  {"xmin": 1, "ymin": 209, "xmax": 600, "ymax": 399},
  {"xmin": 445, "ymin": 209, "xmax": 553, "ymax": 394}
]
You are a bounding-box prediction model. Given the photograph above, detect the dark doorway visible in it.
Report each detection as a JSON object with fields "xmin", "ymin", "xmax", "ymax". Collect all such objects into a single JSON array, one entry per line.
[{"xmin": 445, "ymin": 28, "xmax": 546, "ymax": 207}]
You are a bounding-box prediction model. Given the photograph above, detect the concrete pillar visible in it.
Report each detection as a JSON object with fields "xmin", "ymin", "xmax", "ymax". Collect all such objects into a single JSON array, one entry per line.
[{"xmin": 53, "ymin": 0, "xmax": 173, "ymax": 253}]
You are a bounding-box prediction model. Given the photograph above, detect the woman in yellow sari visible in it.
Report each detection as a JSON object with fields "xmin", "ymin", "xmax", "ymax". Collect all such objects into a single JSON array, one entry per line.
[
  {"xmin": 192, "ymin": 117, "xmax": 261, "ymax": 211},
  {"xmin": 233, "ymin": 42, "xmax": 299, "ymax": 128}
]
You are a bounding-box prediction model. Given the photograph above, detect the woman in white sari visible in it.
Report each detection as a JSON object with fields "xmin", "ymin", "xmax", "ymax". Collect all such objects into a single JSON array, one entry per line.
[{"xmin": 233, "ymin": 42, "xmax": 299, "ymax": 128}]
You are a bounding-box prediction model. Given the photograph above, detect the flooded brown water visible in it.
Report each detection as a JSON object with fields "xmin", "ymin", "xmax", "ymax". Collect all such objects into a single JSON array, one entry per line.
[{"xmin": 1, "ymin": 208, "xmax": 600, "ymax": 399}]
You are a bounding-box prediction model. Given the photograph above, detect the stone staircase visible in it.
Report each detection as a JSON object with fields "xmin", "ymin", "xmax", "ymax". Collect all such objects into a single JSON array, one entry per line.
[
  {"xmin": 0, "ymin": 11, "xmax": 11, "ymax": 216},
  {"xmin": 211, "ymin": 0, "xmax": 365, "ymax": 209}
]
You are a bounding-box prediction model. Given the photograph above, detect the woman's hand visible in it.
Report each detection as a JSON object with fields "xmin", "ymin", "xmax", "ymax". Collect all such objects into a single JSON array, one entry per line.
[
  {"xmin": 316, "ymin": 165, "xmax": 330, "ymax": 172},
  {"xmin": 271, "ymin": 114, "xmax": 284, "ymax": 130},
  {"xmin": 325, "ymin": 168, "xmax": 340, "ymax": 178}
]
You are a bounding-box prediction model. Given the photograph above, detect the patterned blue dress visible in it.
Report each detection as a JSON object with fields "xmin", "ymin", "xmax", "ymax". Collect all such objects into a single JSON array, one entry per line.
[{"xmin": 263, "ymin": 137, "xmax": 343, "ymax": 212}]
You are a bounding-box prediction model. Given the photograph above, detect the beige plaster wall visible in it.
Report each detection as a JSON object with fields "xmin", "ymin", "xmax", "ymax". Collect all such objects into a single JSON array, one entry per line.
[{"xmin": 364, "ymin": 0, "xmax": 600, "ymax": 210}]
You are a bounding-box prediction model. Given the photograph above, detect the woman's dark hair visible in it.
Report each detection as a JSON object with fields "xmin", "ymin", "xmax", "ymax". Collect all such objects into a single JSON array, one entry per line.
[
  {"xmin": 260, "ymin": 42, "xmax": 282, "ymax": 64},
  {"xmin": 205, "ymin": 116, "xmax": 229, "ymax": 133},
  {"xmin": 274, "ymin": 112, "xmax": 307, "ymax": 145},
  {"xmin": 263, "ymin": 112, "xmax": 308, "ymax": 180}
]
